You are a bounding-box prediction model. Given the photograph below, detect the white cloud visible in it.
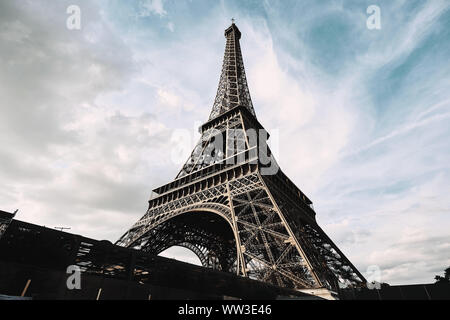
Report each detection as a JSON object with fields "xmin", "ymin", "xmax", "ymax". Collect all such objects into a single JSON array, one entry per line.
[
  {"xmin": 240, "ymin": 19, "xmax": 361, "ymax": 193},
  {"xmin": 0, "ymin": 1, "xmax": 173, "ymax": 240},
  {"xmin": 360, "ymin": 0, "xmax": 450, "ymax": 67},
  {"xmin": 139, "ymin": 0, "xmax": 167, "ymax": 17},
  {"xmin": 157, "ymin": 88, "xmax": 180, "ymax": 108},
  {"xmin": 252, "ymin": 2, "xmax": 450, "ymax": 284},
  {"xmin": 0, "ymin": 19, "xmax": 31, "ymax": 43}
]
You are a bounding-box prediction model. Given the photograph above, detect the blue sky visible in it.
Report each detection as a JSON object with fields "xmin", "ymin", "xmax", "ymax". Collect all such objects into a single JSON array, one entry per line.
[{"xmin": 1, "ymin": 0, "xmax": 449, "ymax": 285}]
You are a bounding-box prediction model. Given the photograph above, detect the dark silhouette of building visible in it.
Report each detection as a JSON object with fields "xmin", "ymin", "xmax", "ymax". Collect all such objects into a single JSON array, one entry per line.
[{"xmin": 0, "ymin": 212, "xmax": 319, "ymax": 300}]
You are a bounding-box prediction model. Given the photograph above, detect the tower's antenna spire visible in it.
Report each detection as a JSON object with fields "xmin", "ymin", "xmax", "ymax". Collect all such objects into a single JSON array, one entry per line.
[{"xmin": 231, "ymin": 17, "xmax": 235, "ymax": 24}]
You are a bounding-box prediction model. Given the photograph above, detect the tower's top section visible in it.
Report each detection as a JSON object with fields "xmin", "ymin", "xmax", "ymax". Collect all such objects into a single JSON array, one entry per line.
[
  {"xmin": 208, "ymin": 23, "xmax": 256, "ymax": 120},
  {"xmin": 225, "ymin": 22, "xmax": 241, "ymax": 39}
]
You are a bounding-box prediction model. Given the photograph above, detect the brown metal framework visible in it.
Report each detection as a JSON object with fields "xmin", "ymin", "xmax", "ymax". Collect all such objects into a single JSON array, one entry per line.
[{"xmin": 116, "ymin": 23, "xmax": 366, "ymax": 292}]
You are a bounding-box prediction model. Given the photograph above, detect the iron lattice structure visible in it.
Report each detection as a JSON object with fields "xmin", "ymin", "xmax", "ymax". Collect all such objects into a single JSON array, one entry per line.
[{"xmin": 117, "ymin": 23, "xmax": 366, "ymax": 292}]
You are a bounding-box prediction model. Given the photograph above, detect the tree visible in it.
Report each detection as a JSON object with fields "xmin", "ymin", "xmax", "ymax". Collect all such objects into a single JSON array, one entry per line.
[{"xmin": 434, "ymin": 267, "xmax": 450, "ymax": 284}]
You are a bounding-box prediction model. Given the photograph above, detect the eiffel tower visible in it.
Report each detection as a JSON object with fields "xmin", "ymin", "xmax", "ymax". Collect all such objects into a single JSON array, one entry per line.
[{"xmin": 116, "ymin": 22, "xmax": 366, "ymax": 292}]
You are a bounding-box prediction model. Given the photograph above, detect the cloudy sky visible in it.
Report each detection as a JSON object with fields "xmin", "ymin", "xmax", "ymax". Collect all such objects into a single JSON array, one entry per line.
[{"xmin": 1, "ymin": 0, "xmax": 449, "ymax": 285}]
